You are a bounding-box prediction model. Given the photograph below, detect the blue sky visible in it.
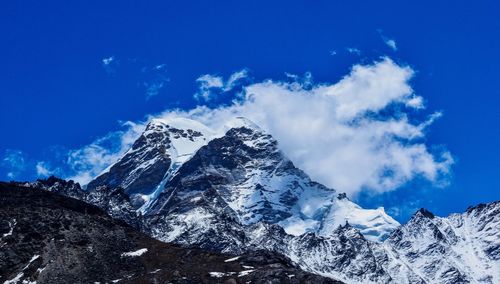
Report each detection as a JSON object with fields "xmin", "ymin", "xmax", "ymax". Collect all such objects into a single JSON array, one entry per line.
[{"xmin": 1, "ymin": 0, "xmax": 499, "ymax": 222}]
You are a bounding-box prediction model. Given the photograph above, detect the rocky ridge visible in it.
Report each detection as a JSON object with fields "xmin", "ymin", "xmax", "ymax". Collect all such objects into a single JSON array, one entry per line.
[{"xmin": 0, "ymin": 183, "xmax": 340, "ymax": 284}]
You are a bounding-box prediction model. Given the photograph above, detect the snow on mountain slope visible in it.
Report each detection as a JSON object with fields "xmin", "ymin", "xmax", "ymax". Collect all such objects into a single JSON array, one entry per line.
[
  {"xmin": 245, "ymin": 222, "xmax": 398, "ymax": 283},
  {"xmin": 384, "ymin": 203, "xmax": 500, "ymax": 284},
  {"xmin": 143, "ymin": 120, "xmax": 398, "ymax": 243},
  {"xmin": 84, "ymin": 116, "xmax": 398, "ymax": 242},
  {"xmin": 137, "ymin": 118, "xmax": 216, "ymax": 212},
  {"xmin": 272, "ymin": 203, "xmax": 500, "ymax": 283},
  {"xmin": 319, "ymin": 195, "xmax": 399, "ymax": 242}
]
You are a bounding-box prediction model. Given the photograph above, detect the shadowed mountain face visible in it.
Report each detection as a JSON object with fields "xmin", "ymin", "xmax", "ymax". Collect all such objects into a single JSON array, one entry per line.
[
  {"xmin": 86, "ymin": 122, "xmax": 174, "ymax": 203},
  {"xmin": 0, "ymin": 183, "xmax": 341, "ymax": 284}
]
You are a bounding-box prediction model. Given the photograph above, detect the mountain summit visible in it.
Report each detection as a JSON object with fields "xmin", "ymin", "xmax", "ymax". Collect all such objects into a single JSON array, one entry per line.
[{"xmin": 87, "ymin": 117, "xmax": 400, "ymax": 243}]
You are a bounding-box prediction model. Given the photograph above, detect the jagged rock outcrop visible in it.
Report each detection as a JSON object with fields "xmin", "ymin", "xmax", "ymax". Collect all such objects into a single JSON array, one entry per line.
[{"xmin": 21, "ymin": 177, "xmax": 140, "ymax": 227}]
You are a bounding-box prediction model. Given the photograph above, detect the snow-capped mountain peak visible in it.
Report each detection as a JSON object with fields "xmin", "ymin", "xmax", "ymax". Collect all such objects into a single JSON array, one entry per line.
[
  {"xmin": 87, "ymin": 117, "xmax": 215, "ymax": 209},
  {"xmin": 87, "ymin": 116, "xmax": 400, "ymax": 242}
]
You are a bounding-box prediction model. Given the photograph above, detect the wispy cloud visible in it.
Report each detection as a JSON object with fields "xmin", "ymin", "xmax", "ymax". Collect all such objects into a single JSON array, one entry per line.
[
  {"xmin": 144, "ymin": 79, "xmax": 168, "ymax": 99},
  {"xmin": 377, "ymin": 30, "xmax": 398, "ymax": 51},
  {"xmin": 1, "ymin": 149, "xmax": 27, "ymax": 179},
  {"xmin": 387, "ymin": 204, "xmax": 419, "ymax": 219},
  {"xmin": 102, "ymin": 56, "xmax": 117, "ymax": 74},
  {"xmin": 346, "ymin": 47, "xmax": 361, "ymax": 55},
  {"xmin": 28, "ymin": 122, "xmax": 144, "ymax": 185},
  {"xmin": 36, "ymin": 161, "xmax": 55, "ymax": 177},
  {"xmin": 284, "ymin": 72, "xmax": 314, "ymax": 89},
  {"xmin": 224, "ymin": 69, "xmax": 249, "ymax": 91},
  {"xmin": 142, "ymin": 63, "xmax": 169, "ymax": 99},
  {"xmin": 101, "ymin": 56, "xmax": 169, "ymax": 99},
  {"xmin": 194, "ymin": 69, "xmax": 249, "ymax": 101},
  {"xmin": 64, "ymin": 122, "xmax": 145, "ymax": 185},
  {"xmin": 102, "ymin": 56, "xmax": 114, "ymax": 65},
  {"xmin": 385, "ymin": 39, "xmax": 397, "ymax": 51},
  {"xmin": 155, "ymin": 64, "xmax": 166, "ymax": 70},
  {"xmin": 195, "ymin": 74, "xmax": 224, "ymax": 101}
]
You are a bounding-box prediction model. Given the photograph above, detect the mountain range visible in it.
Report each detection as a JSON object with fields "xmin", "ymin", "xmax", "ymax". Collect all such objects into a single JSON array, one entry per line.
[{"xmin": 2, "ymin": 116, "xmax": 498, "ymax": 283}]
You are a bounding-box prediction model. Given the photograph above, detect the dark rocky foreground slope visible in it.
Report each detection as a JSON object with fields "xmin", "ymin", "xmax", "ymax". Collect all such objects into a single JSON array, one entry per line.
[{"xmin": 0, "ymin": 183, "xmax": 341, "ymax": 284}]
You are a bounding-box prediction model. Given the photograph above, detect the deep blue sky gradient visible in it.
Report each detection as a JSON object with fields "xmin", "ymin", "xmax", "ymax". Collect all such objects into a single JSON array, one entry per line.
[{"xmin": 1, "ymin": 1, "xmax": 499, "ymax": 221}]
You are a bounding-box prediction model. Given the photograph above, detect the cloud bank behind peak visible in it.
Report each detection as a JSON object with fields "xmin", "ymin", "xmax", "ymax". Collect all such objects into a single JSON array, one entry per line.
[{"xmin": 62, "ymin": 57, "xmax": 453, "ymax": 197}]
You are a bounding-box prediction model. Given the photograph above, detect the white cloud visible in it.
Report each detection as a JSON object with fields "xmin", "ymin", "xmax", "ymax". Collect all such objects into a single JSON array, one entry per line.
[
  {"xmin": 225, "ymin": 69, "xmax": 249, "ymax": 91},
  {"xmin": 197, "ymin": 74, "xmax": 224, "ymax": 88},
  {"xmin": 1, "ymin": 150, "xmax": 26, "ymax": 179},
  {"xmin": 385, "ymin": 39, "xmax": 397, "ymax": 51},
  {"xmin": 346, "ymin": 47, "xmax": 361, "ymax": 55},
  {"xmin": 102, "ymin": 56, "xmax": 114, "ymax": 65},
  {"xmin": 284, "ymin": 72, "xmax": 314, "ymax": 88},
  {"xmin": 194, "ymin": 69, "xmax": 249, "ymax": 101},
  {"xmin": 36, "ymin": 162, "xmax": 53, "ymax": 177},
  {"xmin": 155, "ymin": 64, "xmax": 166, "ymax": 70},
  {"xmin": 143, "ymin": 64, "xmax": 169, "ymax": 99},
  {"xmin": 58, "ymin": 57, "xmax": 453, "ymax": 197},
  {"xmin": 377, "ymin": 30, "xmax": 398, "ymax": 51},
  {"xmin": 2, "ymin": 150, "xmax": 25, "ymax": 165},
  {"xmin": 64, "ymin": 121, "xmax": 145, "ymax": 185},
  {"xmin": 405, "ymin": 95, "xmax": 424, "ymax": 109},
  {"xmin": 144, "ymin": 81, "xmax": 166, "ymax": 99},
  {"xmin": 153, "ymin": 57, "xmax": 452, "ymax": 196},
  {"xmin": 195, "ymin": 74, "xmax": 224, "ymax": 101},
  {"xmin": 102, "ymin": 56, "xmax": 117, "ymax": 74}
]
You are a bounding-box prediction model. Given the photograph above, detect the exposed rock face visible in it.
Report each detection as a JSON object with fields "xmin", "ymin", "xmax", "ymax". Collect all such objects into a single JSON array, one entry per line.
[
  {"xmin": 29, "ymin": 175, "xmax": 85, "ymax": 200},
  {"xmin": 0, "ymin": 183, "xmax": 341, "ymax": 284},
  {"xmin": 87, "ymin": 121, "xmax": 172, "ymax": 197}
]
